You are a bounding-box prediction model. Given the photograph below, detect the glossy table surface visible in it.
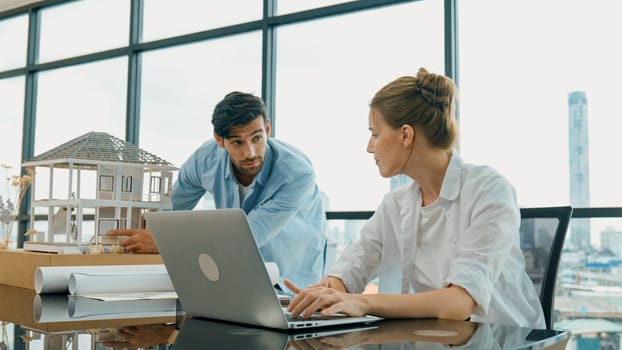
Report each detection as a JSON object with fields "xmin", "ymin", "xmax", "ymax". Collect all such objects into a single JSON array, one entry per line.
[{"xmin": 0, "ymin": 284, "xmax": 570, "ymax": 349}]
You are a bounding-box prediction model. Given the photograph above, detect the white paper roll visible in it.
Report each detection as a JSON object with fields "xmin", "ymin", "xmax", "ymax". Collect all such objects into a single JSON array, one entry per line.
[
  {"xmin": 265, "ymin": 262, "xmax": 279, "ymax": 285},
  {"xmin": 35, "ymin": 264, "xmax": 168, "ymax": 294}
]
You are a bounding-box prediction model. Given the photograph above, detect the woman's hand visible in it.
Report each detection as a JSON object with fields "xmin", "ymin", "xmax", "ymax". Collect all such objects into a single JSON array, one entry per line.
[
  {"xmin": 286, "ymin": 329, "xmax": 372, "ymax": 350},
  {"xmin": 284, "ymin": 279, "xmax": 369, "ymax": 319},
  {"xmin": 311, "ymin": 276, "xmax": 347, "ymax": 291},
  {"xmin": 293, "ymin": 329, "xmax": 373, "ymax": 349}
]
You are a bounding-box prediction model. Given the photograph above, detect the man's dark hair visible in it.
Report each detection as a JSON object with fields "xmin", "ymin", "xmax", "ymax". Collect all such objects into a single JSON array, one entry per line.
[{"xmin": 212, "ymin": 91, "xmax": 267, "ymax": 138}]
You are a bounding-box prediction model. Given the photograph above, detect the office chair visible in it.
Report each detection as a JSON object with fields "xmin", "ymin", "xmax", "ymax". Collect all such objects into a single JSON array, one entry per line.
[{"xmin": 519, "ymin": 206, "xmax": 572, "ymax": 330}]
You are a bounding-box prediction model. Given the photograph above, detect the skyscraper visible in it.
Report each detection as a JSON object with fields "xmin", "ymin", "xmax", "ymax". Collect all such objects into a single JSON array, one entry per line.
[{"xmin": 568, "ymin": 91, "xmax": 590, "ymax": 248}]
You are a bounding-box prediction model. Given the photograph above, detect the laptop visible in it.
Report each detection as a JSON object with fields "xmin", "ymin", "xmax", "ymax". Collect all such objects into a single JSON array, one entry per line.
[{"xmin": 145, "ymin": 208, "xmax": 381, "ymax": 330}]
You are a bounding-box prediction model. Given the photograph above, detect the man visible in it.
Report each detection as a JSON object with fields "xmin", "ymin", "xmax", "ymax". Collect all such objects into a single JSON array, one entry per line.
[{"xmin": 108, "ymin": 91, "xmax": 326, "ymax": 289}]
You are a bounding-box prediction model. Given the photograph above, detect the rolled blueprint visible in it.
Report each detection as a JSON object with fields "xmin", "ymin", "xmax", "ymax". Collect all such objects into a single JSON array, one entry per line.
[{"xmin": 35, "ymin": 264, "xmax": 169, "ymax": 294}]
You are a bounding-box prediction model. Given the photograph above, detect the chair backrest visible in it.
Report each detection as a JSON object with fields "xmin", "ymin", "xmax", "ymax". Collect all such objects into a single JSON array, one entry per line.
[{"xmin": 519, "ymin": 206, "xmax": 572, "ymax": 330}]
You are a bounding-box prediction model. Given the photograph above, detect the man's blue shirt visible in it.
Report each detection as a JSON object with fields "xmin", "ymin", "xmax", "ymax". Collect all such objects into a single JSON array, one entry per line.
[{"xmin": 172, "ymin": 138, "xmax": 326, "ymax": 288}]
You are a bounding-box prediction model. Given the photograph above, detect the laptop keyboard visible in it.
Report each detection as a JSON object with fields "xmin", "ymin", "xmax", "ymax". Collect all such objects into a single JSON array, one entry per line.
[{"xmin": 278, "ymin": 295, "xmax": 291, "ymax": 307}]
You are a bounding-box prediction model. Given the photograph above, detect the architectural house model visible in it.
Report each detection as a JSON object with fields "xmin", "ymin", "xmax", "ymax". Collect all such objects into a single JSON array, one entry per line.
[{"xmin": 22, "ymin": 132, "xmax": 177, "ymax": 247}]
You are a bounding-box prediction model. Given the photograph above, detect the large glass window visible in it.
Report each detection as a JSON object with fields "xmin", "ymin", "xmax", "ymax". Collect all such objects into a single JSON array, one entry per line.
[
  {"xmin": 142, "ymin": 0, "xmax": 261, "ymax": 42},
  {"xmin": 459, "ymin": 0, "xmax": 622, "ymax": 342},
  {"xmin": 459, "ymin": 0, "xmax": 622, "ymax": 210},
  {"xmin": 0, "ymin": 76, "xmax": 24, "ymax": 248},
  {"xmin": 140, "ymin": 32, "xmax": 262, "ymax": 209},
  {"xmin": 275, "ymin": 1, "xmax": 444, "ymax": 211},
  {"xmin": 0, "ymin": 14, "xmax": 27, "ymax": 71},
  {"xmin": 35, "ymin": 58, "xmax": 127, "ymax": 155},
  {"xmin": 38, "ymin": 0, "xmax": 129, "ymax": 63},
  {"xmin": 0, "ymin": 77, "xmax": 24, "ymax": 172}
]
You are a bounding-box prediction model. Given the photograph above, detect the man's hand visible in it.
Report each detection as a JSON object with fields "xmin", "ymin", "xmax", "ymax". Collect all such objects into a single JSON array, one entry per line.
[
  {"xmin": 103, "ymin": 324, "xmax": 176, "ymax": 348},
  {"xmin": 106, "ymin": 229, "xmax": 159, "ymax": 253}
]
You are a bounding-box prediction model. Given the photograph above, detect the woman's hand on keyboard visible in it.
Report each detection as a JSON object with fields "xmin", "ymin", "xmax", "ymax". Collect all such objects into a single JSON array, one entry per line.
[{"xmin": 284, "ymin": 279, "xmax": 369, "ymax": 319}]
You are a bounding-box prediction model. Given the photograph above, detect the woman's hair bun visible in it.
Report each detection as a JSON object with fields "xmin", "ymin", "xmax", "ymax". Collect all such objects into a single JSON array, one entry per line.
[{"xmin": 414, "ymin": 68, "xmax": 453, "ymax": 109}]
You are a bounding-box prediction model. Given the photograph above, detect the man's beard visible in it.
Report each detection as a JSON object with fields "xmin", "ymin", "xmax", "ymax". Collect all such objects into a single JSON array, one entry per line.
[{"xmin": 237, "ymin": 157, "xmax": 263, "ymax": 176}]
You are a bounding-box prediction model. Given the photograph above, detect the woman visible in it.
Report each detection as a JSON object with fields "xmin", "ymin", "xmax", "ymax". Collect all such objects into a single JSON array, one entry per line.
[{"xmin": 285, "ymin": 68, "xmax": 545, "ymax": 328}]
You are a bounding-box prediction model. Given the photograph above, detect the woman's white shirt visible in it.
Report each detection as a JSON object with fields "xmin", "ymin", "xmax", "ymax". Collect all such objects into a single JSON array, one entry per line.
[{"xmin": 329, "ymin": 153, "xmax": 545, "ymax": 328}]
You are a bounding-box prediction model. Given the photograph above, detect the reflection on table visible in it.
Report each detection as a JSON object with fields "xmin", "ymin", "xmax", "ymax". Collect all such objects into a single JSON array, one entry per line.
[
  {"xmin": 0, "ymin": 283, "xmax": 569, "ymax": 350},
  {"xmin": 171, "ymin": 317, "xmax": 569, "ymax": 350}
]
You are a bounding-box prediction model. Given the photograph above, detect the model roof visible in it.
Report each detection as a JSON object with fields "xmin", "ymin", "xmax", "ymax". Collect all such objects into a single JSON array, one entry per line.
[{"xmin": 24, "ymin": 131, "xmax": 176, "ymax": 168}]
